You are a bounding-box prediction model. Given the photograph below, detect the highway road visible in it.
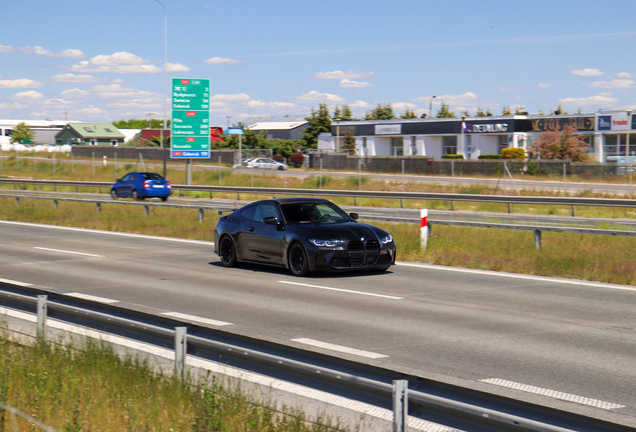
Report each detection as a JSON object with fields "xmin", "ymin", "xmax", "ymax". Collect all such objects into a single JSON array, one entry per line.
[{"xmin": 2, "ymin": 220, "xmax": 636, "ymax": 428}]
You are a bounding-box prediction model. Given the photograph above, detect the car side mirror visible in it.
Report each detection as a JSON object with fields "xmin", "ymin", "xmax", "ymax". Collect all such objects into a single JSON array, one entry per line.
[
  {"xmin": 116, "ymin": 178, "xmax": 122, "ymax": 182},
  {"xmin": 350, "ymin": 213, "xmax": 359, "ymax": 221},
  {"xmin": 262, "ymin": 216, "xmax": 280, "ymax": 225}
]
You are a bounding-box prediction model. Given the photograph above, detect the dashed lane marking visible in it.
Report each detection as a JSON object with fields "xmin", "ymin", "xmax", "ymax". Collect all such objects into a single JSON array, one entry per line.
[
  {"xmin": 292, "ymin": 338, "xmax": 388, "ymax": 359},
  {"xmin": 63, "ymin": 293, "xmax": 120, "ymax": 304},
  {"xmin": 34, "ymin": 247, "xmax": 103, "ymax": 257},
  {"xmin": 161, "ymin": 311, "xmax": 233, "ymax": 327},
  {"xmin": 278, "ymin": 281, "xmax": 403, "ymax": 300}
]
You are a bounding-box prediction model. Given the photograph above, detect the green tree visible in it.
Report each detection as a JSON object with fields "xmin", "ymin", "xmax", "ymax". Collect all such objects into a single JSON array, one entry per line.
[
  {"xmin": 502, "ymin": 105, "xmax": 512, "ymax": 116},
  {"xmin": 515, "ymin": 105, "xmax": 527, "ymax": 115},
  {"xmin": 302, "ymin": 103, "xmax": 332, "ymax": 148},
  {"xmin": 400, "ymin": 108, "xmax": 418, "ymax": 119},
  {"xmin": 365, "ymin": 103, "xmax": 397, "ymax": 120},
  {"xmin": 332, "ymin": 105, "xmax": 342, "ymax": 120},
  {"xmin": 436, "ymin": 102, "xmax": 455, "ymax": 118},
  {"xmin": 341, "ymin": 104, "xmax": 356, "ymax": 120},
  {"xmin": 113, "ymin": 118, "xmax": 169, "ymax": 129},
  {"xmin": 9, "ymin": 122, "xmax": 36, "ymax": 144},
  {"xmin": 341, "ymin": 132, "xmax": 357, "ymax": 155},
  {"xmin": 527, "ymin": 124, "xmax": 591, "ymax": 162},
  {"xmin": 475, "ymin": 107, "xmax": 487, "ymax": 117}
]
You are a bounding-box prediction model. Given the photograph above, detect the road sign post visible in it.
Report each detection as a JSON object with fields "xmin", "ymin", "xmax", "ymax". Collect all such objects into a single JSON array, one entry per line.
[{"xmin": 171, "ymin": 78, "xmax": 210, "ymax": 159}]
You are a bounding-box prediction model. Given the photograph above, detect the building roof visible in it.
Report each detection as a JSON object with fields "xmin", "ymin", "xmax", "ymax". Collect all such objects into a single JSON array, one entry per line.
[
  {"xmin": 249, "ymin": 121, "xmax": 308, "ymax": 130},
  {"xmin": 57, "ymin": 123, "xmax": 125, "ymax": 139}
]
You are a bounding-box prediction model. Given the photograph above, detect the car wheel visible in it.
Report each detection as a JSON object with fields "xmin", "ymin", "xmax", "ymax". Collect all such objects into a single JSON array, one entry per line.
[
  {"xmin": 278, "ymin": 166, "xmax": 284, "ymax": 171},
  {"xmin": 288, "ymin": 242, "xmax": 309, "ymax": 277},
  {"xmin": 110, "ymin": 189, "xmax": 118, "ymax": 199},
  {"xmin": 160, "ymin": 196, "xmax": 168, "ymax": 202},
  {"xmin": 131, "ymin": 189, "xmax": 144, "ymax": 200},
  {"xmin": 219, "ymin": 235, "xmax": 239, "ymax": 267}
]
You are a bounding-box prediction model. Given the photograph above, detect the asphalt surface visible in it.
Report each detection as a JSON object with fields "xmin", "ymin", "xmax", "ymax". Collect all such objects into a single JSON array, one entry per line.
[{"xmin": 1, "ymin": 220, "xmax": 635, "ymax": 428}]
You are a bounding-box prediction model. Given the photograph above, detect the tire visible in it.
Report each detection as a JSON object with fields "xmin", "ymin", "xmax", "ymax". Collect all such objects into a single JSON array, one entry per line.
[
  {"xmin": 160, "ymin": 196, "xmax": 168, "ymax": 202},
  {"xmin": 278, "ymin": 166, "xmax": 284, "ymax": 171},
  {"xmin": 131, "ymin": 189, "xmax": 144, "ymax": 200},
  {"xmin": 288, "ymin": 242, "xmax": 309, "ymax": 277},
  {"xmin": 110, "ymin": 189, "xmax": 118, "ymax": 199},
  {"xmin": 219, "ymin": 235, "xmax": 239, "ymax": 268}
]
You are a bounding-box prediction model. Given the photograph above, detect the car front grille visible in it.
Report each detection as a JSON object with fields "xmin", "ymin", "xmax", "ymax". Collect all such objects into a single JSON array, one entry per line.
[{"xmin": 335, "ymin": 239, "xmax": 382, "ymax": 267}]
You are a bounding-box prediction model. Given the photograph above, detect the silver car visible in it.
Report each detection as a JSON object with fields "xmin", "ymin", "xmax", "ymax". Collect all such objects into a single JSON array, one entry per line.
[{"xmin": 244, "ymin": 157, "xmax": 288, "ymax": 170}]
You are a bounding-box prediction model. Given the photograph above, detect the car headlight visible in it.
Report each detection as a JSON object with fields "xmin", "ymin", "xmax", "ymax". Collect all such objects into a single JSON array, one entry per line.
[
  {"xmin": 308, "ymin": 239, "xmax": 344, "ymax": 248},
  {"xmin": 380, "ymin": 234, "xmax": 393, "ymax": 244}
]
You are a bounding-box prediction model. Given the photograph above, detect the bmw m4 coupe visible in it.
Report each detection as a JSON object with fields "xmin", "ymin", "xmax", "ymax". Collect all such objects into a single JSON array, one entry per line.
[{"xmin": 214, "ymin": 197, "xmax": 396, "ymax": 276}]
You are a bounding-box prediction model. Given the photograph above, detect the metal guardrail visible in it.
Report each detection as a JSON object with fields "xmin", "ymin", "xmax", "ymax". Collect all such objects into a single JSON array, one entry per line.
[
  {"xmin": 2, "ymin": 178, "xmax": 636, "ymax": 209},
  {"xmin": 1, "ymin": 281, "xmax": 634, "ymax": 432}
]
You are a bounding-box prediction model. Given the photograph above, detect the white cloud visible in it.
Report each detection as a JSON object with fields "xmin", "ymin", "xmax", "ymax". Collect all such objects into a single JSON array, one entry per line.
[
  {"xmin": 617, "ymin": 72, "xmax": 634, "ymax": 78},
  {"xmin": 0, "ymin": 45, "xmax": 14, "ymax": 52},
  {"xmin": 70, "ymin": 52, "xmax": 161, "ymax": 74},
  {"xmin": 60, "ymin": 88, "xmax": 90, "ymax": 99},
  {"xmin": 570, "ymin": 68, "xmax": 604, "ymax": 76},
  {"xmin": 166, "ymin": 63, "xmax": 191, "ymax": 72},
  {"xmin": 18, "ymin": 46, "xmax": 84, "ymax": 58},
  {"xmin": 349, "ymin": 100, "xmax": 372, "ymax": 109},
  {"xmin": 339, "ymin": 79, "xmax": 373, "ymax": 88},
  {"xmin": 50, "ymin": 73, "xmax": 101, "ymax": 83},
  {"xmin": 297, "ymin": 91, "xmax": 344, "ymax": 103},
  {"xmin": 204, "ymin": 57, "xmax": 242, "ymax": 64},
  {"xmin": 211, "ymin": 93, "xmax": 250, "ymax": 102},
  {"xmin": 89, "ymin": 84, "xmax": 135, "ymax": 93},
  {"xmin": 0, "ymin": 78, "xmax": 44, "ymax": 89},
  {"xmin": 314, "ymin": 70, "xmax": 374, "ymax": 80},
  {"xmin": 495, "ymin": 86, "xmax": 526, "ymax": 92},
  {"xmin": 588, "ymin": 79, "xmax": 635, "ymax": 89},
  {"xmin": 393, "ymin": 102, "xmax": 416, "ymax": 110},
  {"xmin": 246, "ymin": 100, "xmax": 298, "ymax": 108},
  {"xmin": 560, "ymin": 92, "xmax": 618, "ymax": 106},
  {"xmin": 12, "ymin": 91, "xmax": 44, "ymax": 100},
  {"xmin": 538, "ymin": 82, "xmax": 553, "ymax": 88}
]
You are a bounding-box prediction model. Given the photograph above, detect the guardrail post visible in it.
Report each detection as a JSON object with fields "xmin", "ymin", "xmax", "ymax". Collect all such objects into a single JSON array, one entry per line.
[
  {"xmin": 175, "ymin": 326, "xmax": 187, "ymax": 380},
  {"xmin": 420, "ymin": 209, "xmax": 428, "ymax": 250},
  {"xmin": 199, "ymin": 209, "xmax": 204, "ymax": 223},
  {"xmin": 37, "ymin": 295, "xmax": 47, "ymax": 340},
  {"xmin": 392, "ymin": 379, "xmax": 408, "ymax": 432},
  {"xmin": 144, "ymin": 205, "xmax": 149, "ymax": 217},
  {"xmin": 534, "ymin": 229, "xmax": 542, "ymax": 250},
  {"xmin": 508, "ymin": 203, "xmax": 512, "ymax": 213},
  {"xmin": 54, "ymin": 199, "xmax": 58, "ymax": 209},
  {"xmin": 96, "ymin": 202, "xmax": 101, "ymax": 214},
  {"xmin": 15, "ymin": 197, "xmax": 19, "ymax": 206},
  {"xmin": 572, "ymin": 205, "xmax": 576, "ymax": 217}
]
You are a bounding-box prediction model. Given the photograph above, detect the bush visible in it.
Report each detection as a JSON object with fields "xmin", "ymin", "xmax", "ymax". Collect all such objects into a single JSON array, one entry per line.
[
  {"xmin": 501, "ymin": 147, "xmax": 526, "ymax": 159},
  {"xmin": 478, "ymin": 154, "xmax": 502, "ymax": 159},
  {"xmin": 441, "ymin": 154, "xmax": 465, "ymax": 159},
  {"xmin": 289, "ymin": 152, "xmax": 304, "ymax": 168},
  {"xmin": 272, "ymin": 154, "xmax": 284, "ymax": 162}
]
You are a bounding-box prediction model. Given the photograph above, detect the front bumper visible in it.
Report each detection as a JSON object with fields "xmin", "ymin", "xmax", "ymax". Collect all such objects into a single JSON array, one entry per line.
[{"xmin": 308, "ymin": 241, "xmax": 396, "ymax": 271}]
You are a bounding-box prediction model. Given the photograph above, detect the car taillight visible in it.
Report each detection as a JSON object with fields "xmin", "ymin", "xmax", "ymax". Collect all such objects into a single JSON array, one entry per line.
[
  {"xmin": 166, "ymin": 182, "xmax": 171, "ymax": 189},
  {"xmin": 144, "ymin": 181, "xmax": 150, "ymax": 189}
]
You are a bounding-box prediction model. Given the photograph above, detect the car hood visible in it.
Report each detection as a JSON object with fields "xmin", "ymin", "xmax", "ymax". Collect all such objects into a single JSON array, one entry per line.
[{"xmin": 291, "ymin": 221, "xmax": 390, "ymax": 241}]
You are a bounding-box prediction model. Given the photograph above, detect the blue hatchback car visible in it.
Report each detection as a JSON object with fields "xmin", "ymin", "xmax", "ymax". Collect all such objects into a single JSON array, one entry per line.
[{"xmin": 110, "ymin": 172, "xmax": 172, "ymax": 201}]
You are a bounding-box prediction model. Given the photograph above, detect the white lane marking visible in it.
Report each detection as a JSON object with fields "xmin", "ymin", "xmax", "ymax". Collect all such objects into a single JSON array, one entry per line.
[
  {"xmin": 278, "ymin": 281, "xmax": 403, "ymax": 300},
  {"xmin": 34, "ymin": 247, "xmax": 103, "ymax": 257},
  {"xmin": 161, "ymin": 311, "xmax": 233, "ymax": 327},
  {"xmin": 479, "ymin": 378, "xmax": 625, "ymax": 410},
  {"xmin": 63, "ymin": 293, "xmax": 120, "ymax": 304},
  {"xmin": 292, "ymin": 338, "xmax": 388, "ymax": 359},
  {"xmin": 0, "ymin": 220, "xmax": 214, "ymax": 246},
  {"xmin": 0, "ymin": 277, "xmax": 33, "ymax": 287},
  {"xmin": 397, "ymin": 261, "xmax": 636, "ymax": 293},
  {"xmin": 0, "ymin": 305, "xmax": 459, "ymax": 432}
]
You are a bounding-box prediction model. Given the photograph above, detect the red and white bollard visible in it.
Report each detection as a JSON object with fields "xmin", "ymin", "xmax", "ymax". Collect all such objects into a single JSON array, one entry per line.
[
  {"xmin": 103, "ymin": 155, "xmax": 107, "ymax": 166},
  {"xmin": 420, "ymin": 208, "xmax": 428, "ymax": 250}
]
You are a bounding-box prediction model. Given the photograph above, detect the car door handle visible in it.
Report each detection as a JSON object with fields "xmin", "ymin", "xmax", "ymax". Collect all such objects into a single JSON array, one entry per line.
[{"xmin": 249, "ymin": 227, "xmax": 255, "ymax": 232}]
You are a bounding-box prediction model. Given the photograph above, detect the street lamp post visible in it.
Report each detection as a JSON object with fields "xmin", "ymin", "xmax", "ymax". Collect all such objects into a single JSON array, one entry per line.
[
  {"xmin": 429, "ymin": 95, "xmax": 437, "ymax": 118},
  {"xmin": 335, "ymin": 118, "xmax": 341, "ymax": 151},
  {"xmin": 626, "ymin": 109, "xmax": 633, "ymax": 197},
  {"xmin": 238, "ymin": 121, "xmax": 243, "ymax": 165},
  {"xmin": 226, "ymin": 116, "xmax": 232, "ymax": 131},
  {"xmin": 460, "ymin": 115, "xmax": 466, "ymax": 158},
  {"xmin": 155, "ymin": 0, "xmax": 168, "ymax": 178}
]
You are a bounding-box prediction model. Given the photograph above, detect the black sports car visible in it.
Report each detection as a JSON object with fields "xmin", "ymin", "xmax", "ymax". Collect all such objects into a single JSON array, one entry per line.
[{"xmin": 213, "ymin": 197, "xmax": 396, "ymax": 276}]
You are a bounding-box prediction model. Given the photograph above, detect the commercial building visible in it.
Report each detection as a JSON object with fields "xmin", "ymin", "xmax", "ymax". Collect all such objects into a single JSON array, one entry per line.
[
  {"xmin": 0, "ymin": 119, "xmax": 71, "ymax": 146},
  {"xmin": 318, "ymin": 111, "xmax": 635, "ymax": 162}
]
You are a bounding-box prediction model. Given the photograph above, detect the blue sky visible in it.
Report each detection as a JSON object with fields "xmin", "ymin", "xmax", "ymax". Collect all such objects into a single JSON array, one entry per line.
[{"xmin": 1, "ymin": 0, "xmax": 635, "ymax": 127}]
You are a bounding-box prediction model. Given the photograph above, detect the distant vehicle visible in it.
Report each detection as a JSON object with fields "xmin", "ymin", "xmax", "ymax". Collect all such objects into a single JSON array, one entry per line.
[
  {"xmin": 214, "ymin": 197, "xmax": 396, "ymax": 276},
  {"xmin": 243, "ymin": 157, "xmax": 288, "ymax": 171},
  {"xmin": 110, "ymin": 172, "xmax": 171, "ymax": 201}
]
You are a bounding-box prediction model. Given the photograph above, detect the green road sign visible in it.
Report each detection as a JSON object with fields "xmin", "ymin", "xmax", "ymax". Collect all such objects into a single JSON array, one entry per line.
[{"xmin": 171, "ymin": 78, "xmax": 210, "ymax": 159}]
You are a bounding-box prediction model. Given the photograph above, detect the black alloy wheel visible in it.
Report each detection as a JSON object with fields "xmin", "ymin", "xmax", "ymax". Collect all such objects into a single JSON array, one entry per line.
[
  {"xmin": 219, "ymin": 236, "xmax": 238, "ymax": 267},
  {"xmin": 288, "ymin": 242, "xmax": 309, "ymax": 277}
]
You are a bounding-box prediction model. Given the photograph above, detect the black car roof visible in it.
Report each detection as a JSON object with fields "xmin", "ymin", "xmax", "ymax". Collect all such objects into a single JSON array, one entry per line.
[{"xmin": 262, "ymin": 197, "xmax": 330, "ymax": 205}]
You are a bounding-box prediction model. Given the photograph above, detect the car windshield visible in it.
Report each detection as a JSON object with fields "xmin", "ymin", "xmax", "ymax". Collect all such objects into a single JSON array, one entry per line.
[
  {"xmin": 280, "ymin": 202, "xmax": 350, "ymax": 224},
  {"xmin": 141, "ymin": 173, "xmax": 164, "ymax": 180}
]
